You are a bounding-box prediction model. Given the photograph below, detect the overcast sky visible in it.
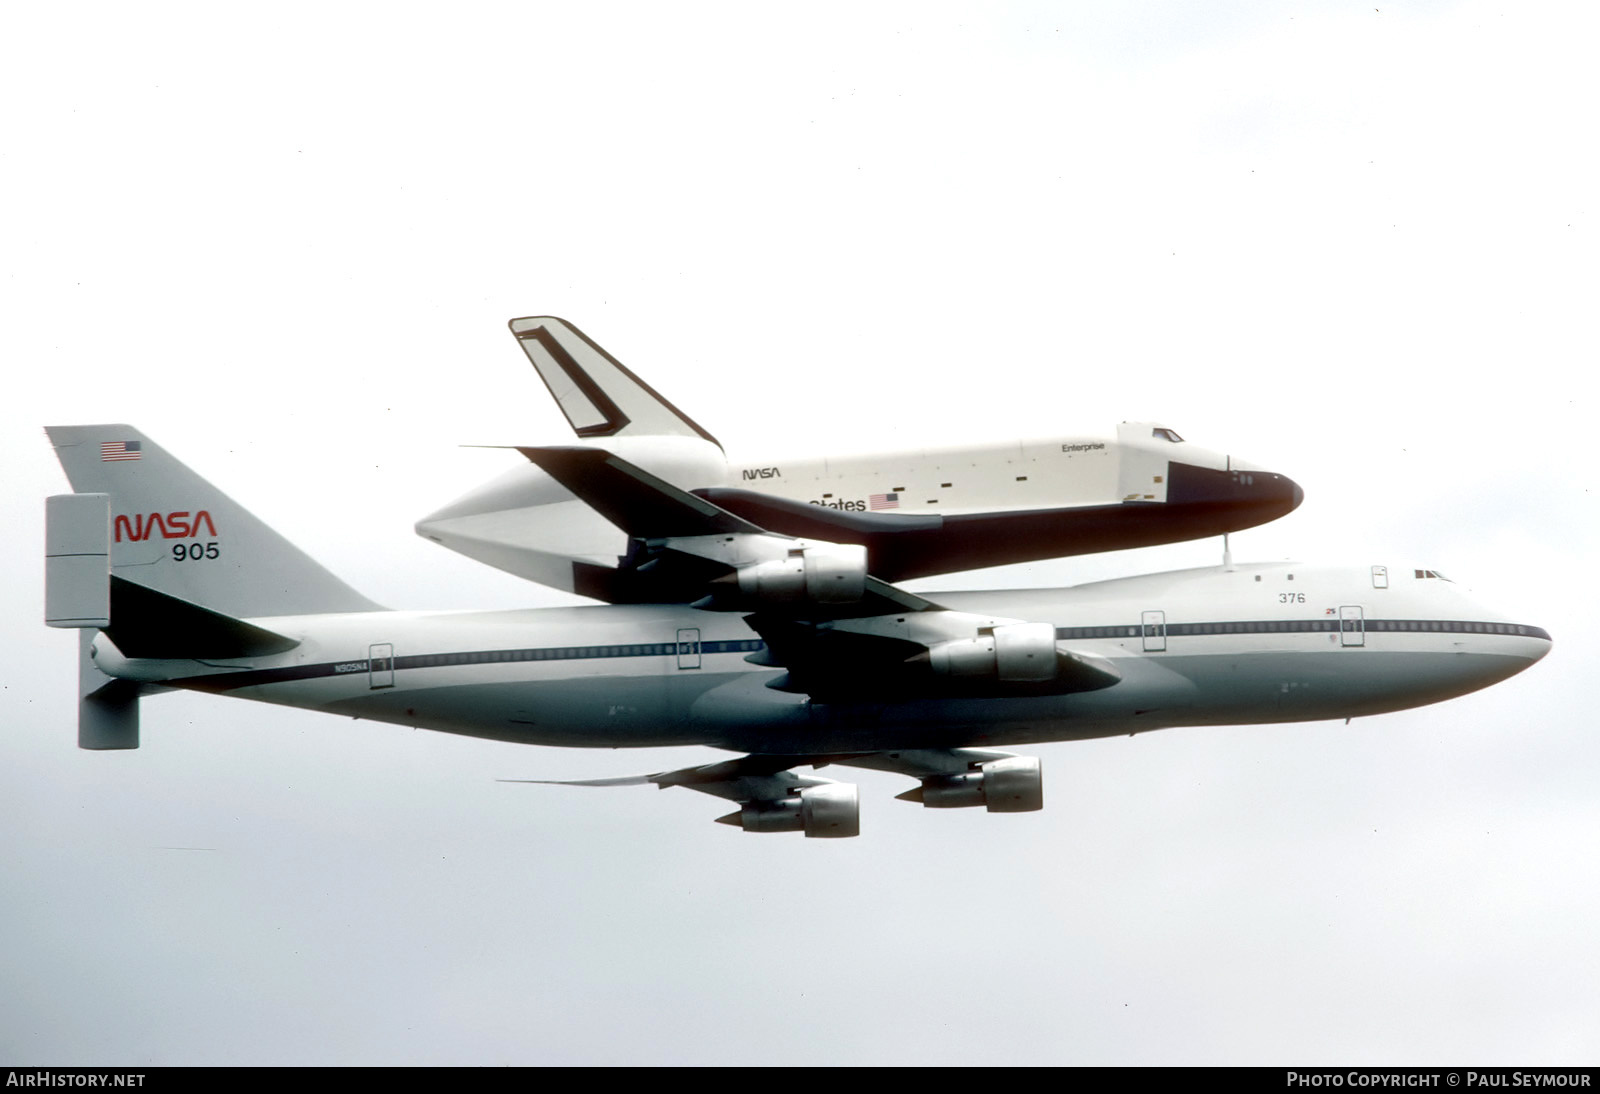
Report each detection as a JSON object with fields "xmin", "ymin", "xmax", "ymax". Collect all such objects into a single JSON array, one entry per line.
[{"xmin": 2, "ymin": 1, "xmax": 1596, "ymax": 1065}]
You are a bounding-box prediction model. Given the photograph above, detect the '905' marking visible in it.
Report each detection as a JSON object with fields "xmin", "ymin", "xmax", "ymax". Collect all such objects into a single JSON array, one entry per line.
[{"xmin": 172, "ymin": 541, "xmax": 220, "ymax": 561}]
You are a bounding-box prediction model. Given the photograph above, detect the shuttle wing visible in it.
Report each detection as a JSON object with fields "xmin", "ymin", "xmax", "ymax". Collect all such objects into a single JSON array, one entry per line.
[{"xmin": 518, "ymin": 445, "xmax": 941, "ymax": 620}]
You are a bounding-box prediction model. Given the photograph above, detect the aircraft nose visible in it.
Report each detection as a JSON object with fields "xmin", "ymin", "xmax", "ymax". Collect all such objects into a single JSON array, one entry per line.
[
  {"xmin": 1483, "ymin": 623, "xmax": 1553, "ymax": 691},
  {"xmin": 1526, "ymin": 626, "xmax": 1554, "ymax": 661}
]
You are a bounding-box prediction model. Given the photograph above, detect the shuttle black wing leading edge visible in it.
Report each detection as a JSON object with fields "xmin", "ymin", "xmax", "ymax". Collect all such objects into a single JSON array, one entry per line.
[{"xmin": 518, "ymin": 445, "xmax": 943, "ymax": 620}]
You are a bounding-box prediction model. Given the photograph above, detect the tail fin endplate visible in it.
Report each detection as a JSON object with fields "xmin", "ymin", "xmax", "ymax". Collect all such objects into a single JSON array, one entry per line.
[{"xmin": 78, "ymin": 630, "xmax": 139, "ymax": 750}]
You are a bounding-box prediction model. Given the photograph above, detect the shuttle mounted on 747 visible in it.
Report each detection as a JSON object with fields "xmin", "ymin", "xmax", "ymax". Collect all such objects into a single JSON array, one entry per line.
[
  {"xmin": 41, "ymin": 318, "xmax": 1550, "ymax": 837},
  {"xmin": 416, "ymin": 318, "xmax": 1303, "ymax": 600}
]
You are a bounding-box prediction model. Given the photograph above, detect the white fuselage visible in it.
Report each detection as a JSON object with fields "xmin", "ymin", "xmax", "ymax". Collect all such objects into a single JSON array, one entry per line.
[
  {"xmin": 730, "ymin": 428, "xmax": 1145, "ymax": 514},
  {"xmin": 92, "ymin": 561, "xmax": 1551, "ymax": 756},
  {"xmin": 416, "ymin": 423, "xmax": 1228, "ymax": 591}
]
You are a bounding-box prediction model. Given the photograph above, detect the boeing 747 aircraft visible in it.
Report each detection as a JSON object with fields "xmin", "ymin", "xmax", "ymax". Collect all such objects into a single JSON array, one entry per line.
[{"xmin": 44, "ymin": 424, "xmax": 1550, "ymax": 837}]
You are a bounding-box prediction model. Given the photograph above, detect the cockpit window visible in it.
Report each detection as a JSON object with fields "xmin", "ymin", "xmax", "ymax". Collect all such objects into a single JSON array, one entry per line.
[
  {"xmin": 1151, "ymin": 427, "xmax": 1184, "ymax": 443},
  {"xmin": 1413, "ymin": 569, "xmax": 1454, "ymax": 582}
]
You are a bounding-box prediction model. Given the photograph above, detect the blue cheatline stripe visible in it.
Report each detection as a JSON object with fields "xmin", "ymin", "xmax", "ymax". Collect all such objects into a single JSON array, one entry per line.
[
  {"xmin": 394, "ymin": 638, "xmax": 762, "ymax": 670},
  {"xmin": 1057, "ymin": 619, "xmax": 1552, "ymax": 640},
  {"xmin": 165, "ymin": 620, "xmax": 1548, "ymax": 695},
  {"xmin": 172, "ymin": 638, "xmax": 769, "ymax": 693}
]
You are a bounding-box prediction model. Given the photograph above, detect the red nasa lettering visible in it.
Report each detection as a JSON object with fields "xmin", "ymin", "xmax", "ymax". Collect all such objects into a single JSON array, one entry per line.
[{"xmin": 113, "ymin": 510, "xmax": 219, "ymax": 542}]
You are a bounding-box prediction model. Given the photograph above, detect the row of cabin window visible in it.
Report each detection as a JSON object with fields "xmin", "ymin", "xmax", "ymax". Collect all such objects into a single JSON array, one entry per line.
[
  {"xmin": 400, "ymin": 639, "xmax": 768, "ymax": 668},
  {"xmin": 1058, "ymin": 620, "xmax": 1537, "ymax": 639}
]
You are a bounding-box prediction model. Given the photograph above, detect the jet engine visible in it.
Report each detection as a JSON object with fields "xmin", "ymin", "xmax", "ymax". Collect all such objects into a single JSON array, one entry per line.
[
  {"xmin": 795, "ymin": 613, "xmax": 1122, "ymax": 700},
  {"xmin": 733, "ymin": 543, "xmax": 867, "ymax": 605},
  {"xmin": 717, "ymin": 783, "xmax": 860, "ymax": 838},
  {"xmin": 925, "ymin": 622, "xmax": 1062, "ymax": 682},
  {"xmin": 897, "ymin": 755, "xmax": 1044, "ymax": 813}
]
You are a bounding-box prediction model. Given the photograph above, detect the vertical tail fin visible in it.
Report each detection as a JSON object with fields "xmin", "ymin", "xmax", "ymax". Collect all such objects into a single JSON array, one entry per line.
[
  {"xmin": 508, "ymin": 317, "xmax": 722, "ymax": 448},
  {"xmin": 45, "ymin": 425, "xmax": 381, "ymax": 619}
]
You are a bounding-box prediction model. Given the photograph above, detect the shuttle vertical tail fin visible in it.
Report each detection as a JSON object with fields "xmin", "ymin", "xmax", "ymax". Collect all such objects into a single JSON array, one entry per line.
[{"xmin": 508, "ymin": 317, "xmax": 722, "ymax": 448}]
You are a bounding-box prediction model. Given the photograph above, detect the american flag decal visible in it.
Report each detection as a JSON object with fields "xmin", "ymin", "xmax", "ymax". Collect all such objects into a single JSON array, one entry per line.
[
  {"xmin": 100, "ymin": 441, "xmax": 142, "ymax": 462},
  {"xmin": 869, "ymin": 492, "xmax": 899, "ymax": 510}
]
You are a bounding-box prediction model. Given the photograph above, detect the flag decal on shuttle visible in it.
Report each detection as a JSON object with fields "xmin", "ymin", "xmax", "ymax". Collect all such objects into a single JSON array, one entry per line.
[
  {"xmin": 100, "ymin": 441, "xmax": 142, "ymax": 462},
  {"xmin": 869, "ymin": 493, "xmax": 899, "ymax": 510}
]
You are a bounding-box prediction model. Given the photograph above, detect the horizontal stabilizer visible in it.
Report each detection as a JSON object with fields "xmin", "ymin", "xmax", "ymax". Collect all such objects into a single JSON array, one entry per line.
[{"xmin": 104, "ymin": 576, "xmax": 299, "ymax": 659}]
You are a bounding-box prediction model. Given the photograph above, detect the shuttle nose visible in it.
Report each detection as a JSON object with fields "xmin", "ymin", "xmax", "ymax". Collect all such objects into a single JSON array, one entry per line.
[
  {"xmin": 1231, "ymin": 459, "xmax": 1304, "ymax": 516},
  {"xmin": 1166, "ymin": 462, "xmax": 1304, "ymax": 530},
  {"xmin": 1260, "ymin": 471, "xmax": 1304, "ymax": 519}
]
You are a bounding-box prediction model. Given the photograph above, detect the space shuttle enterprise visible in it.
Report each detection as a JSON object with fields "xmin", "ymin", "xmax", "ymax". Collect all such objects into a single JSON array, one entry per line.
[
  {"xmin": 418, "ymin": 318, "xmax": 1304, "ymax": 600},
  {"xmin": 45, "ymin": 316, "xmax": 1549, "ymax": 838}
]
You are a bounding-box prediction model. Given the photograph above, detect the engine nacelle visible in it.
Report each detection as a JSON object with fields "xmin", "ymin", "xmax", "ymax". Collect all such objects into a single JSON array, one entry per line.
[
  {"xmin": 735, "ymin": 542, "xmax": 867, "ymax": 605},
  {"xmin": 913, "ymin": 756, "xmax": 1043, "ymax": 813},
  {"xmin": 725, "ymin": 783, "xmax": 860, "ymax": 837},
  {"xmin": 925, "ymin": 622, "xmax": 1059, "ymax": 682}
]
